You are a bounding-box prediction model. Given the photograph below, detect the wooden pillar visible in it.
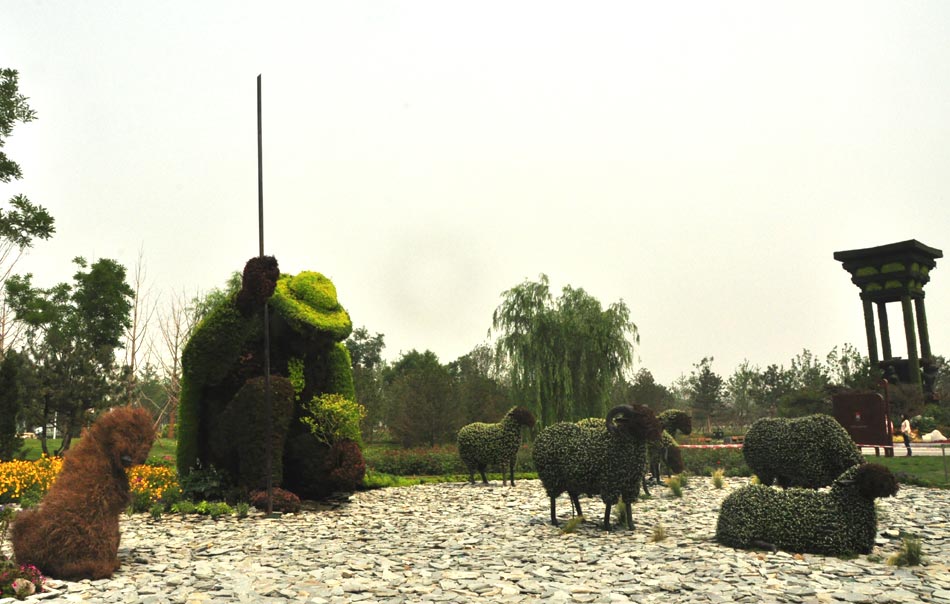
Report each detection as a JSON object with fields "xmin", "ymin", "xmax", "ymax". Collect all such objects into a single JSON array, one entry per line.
[
  {"xmin": 862, "ymin": 299, "xmax": 879, "ymax": 364},
  {"xmin": 915, "ymin": 298, "xmax": 932, "ymax": 359},
  {"xmin": 900, "ymin": 295, "xmax": 921, "ymax": 387},
  {"xmin": 876, "ymin": 301, "xmax": 892, "ymax": 360}
]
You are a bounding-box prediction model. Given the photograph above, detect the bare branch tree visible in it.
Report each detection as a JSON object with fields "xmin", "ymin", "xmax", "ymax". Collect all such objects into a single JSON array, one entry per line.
[
  {"xmin": 121, "ymin": 247, "xmax": 157, "ymax": 406},
  {"xmin": 150, "ymin": 288, "xmax": 200, "ymax": 439}
]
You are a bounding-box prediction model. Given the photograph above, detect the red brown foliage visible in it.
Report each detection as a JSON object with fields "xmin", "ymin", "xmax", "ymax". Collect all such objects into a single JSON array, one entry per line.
[{"xmin": 11, "ymin": 407, "xmax": 156, "ymax": 580}]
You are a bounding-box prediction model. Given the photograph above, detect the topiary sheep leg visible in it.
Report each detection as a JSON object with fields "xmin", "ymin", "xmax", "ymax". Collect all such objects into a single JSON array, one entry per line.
[
  {"xmin": 549, "ymin": 496, "xmax": 559, "ymax": 526},
  {"xmin": 479, "ymin": 467, "xmax": 489, "ymax": 484},
  {"xmin": 570, "ymin": 492, "xmax": 582, "ymax": 517},
  {"xmin": 509, "ymin": 458, "xmax": 516, "ymax": 486},
  {"xmin": 603, "ymin": 503, "xmax": 613, "ymax": 531}
]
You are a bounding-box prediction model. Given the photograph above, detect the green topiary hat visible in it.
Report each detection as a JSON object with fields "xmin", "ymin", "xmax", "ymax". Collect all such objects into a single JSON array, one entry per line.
[{"xmin": 270, "ymin": 271, "xmax": 352, "ymax": 341}]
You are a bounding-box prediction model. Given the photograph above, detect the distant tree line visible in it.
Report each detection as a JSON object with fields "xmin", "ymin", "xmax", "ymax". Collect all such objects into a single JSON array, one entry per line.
[{"xmin": 2, "ymin": 66, "xmax": 947, "ymax": 458}]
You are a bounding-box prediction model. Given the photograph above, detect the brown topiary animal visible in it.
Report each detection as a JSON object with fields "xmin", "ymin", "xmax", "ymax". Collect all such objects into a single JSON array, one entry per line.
[{"xmin": 11, "ymin": 406, "xmax": 156, "ymax": 580}]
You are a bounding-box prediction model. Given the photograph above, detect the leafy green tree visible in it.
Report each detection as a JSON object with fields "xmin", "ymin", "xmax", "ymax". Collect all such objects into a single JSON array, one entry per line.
[
  {"xmin": 788, "ymin": 349, "xmax": 830, "ymax": 392},
  {"xmin": 688, "ymin": 357, "xmax": 725, "ymax": 432},
  {"xmin": 825, "ymin": 343, "xmax": 876, "ymax": 390},
  {"xmin": 491, "ymin": 274, "xmax": 638, "ymax": 425},
  {"xmin": 385, "ymin": 350, "xmax": 457, "ymax": 447},
  {"xmin": 448, "ymin": 343, "xmax": 512, "ymax": 425},
  {"xmin": 668, "ymin": 373, "xmax": 692, "ymax": 410},
  {"xmin": 750, "ymin": 363, "xmax": 794, "ymax": 417},
  {"xmin": 189, "ymin": 271, "xmax": 241, "ymax": 325},
  {"xmin": 345, "ymin": 326, "xmax": 388, "ymax": 442},
  {"xmin": 0, "ymin": 349, "xmax": 25, "ymax": 459},
  {"xmin": 931, "ymin": 355, "xmax": 948, "ymax": 401},
  {"xmin": 1, "ymin": 68, "xmax": 55, "ymax": 355},
  {"xmin": 5, "ymin": 257, "xmax": 134, "ymax": 454},
  {"xmin": 775, "ymin": 349, "xmax": 833, "ymax": 417},
  {"xmin": 622, "ymin": 368, "xmax": 675, "ymax": 412},
  {"xmin": 724, "ymin": 360, "xmax": 759, "ymax": 424}
]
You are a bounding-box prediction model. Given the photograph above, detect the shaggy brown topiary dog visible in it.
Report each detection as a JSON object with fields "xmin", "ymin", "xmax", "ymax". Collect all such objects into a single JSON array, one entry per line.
[{"xmin": 12, "ymin": 406, "xmax": 156, "ymax": 580}]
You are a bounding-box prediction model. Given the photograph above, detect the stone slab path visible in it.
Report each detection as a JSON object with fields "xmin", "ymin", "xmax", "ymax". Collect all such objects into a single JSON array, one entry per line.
[{"xmin": 6, "ymin": 478, "xmax": 949, "ymax": 603}]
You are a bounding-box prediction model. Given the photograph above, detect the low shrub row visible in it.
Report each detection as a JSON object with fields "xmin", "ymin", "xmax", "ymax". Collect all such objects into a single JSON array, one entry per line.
[
  {"xmin": 681, "ymin": 448, "xmax": 751, "ymax": 477},
  {"xmin": 363, "ymin": 443, "xmax": 535, "ymax": 476}
]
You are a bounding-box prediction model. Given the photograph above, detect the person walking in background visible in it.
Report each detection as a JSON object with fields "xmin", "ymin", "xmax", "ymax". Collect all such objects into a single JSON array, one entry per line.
[{"xmin": 900, "ymin": 414, "xmax": 913, "ymax": 456}]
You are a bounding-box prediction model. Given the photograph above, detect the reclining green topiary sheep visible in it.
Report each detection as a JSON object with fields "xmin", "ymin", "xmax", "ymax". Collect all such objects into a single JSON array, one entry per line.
[
  {"xmin": 534, "ymin": 405, "xmax": 661, "ymax": 531},
  {"xmin": 715, "ymin": 463, "xmax": 898, "ymax": 556},
  {"xmin": 743, "ymin": 414, "xmax": 864, "ymax": 488},
  {"xmin": 457, "ymin": 406, "xmax": 536, "ymax": 486}
]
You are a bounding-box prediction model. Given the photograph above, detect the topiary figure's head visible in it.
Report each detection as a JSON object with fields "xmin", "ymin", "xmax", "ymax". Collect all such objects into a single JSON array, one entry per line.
[
  {"xmin": 270, "ymin": 271, "xmax": 352, "ymax": 341},
  {"xmin": 507, "ymin": 406, "xmax": 536, "ymax": 428},
  {"xmin": 839, "ymin": 463, "xmax": 899, "ymax": 500},
  {"xmin": 658, "ymin": 409, "xmax": 692, "ymax": 436},
  {"xmin": 607, "ymin": 404, "xmax": 661, "ymax": 441},
  {"xmin": 236, "ymin": 256, "xmax": 280, "ymax": 316}
]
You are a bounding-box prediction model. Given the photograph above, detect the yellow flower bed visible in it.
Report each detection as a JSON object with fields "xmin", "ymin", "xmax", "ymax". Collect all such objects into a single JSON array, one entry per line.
[
  {"xmin": 0, "ymin": 457, "xmax": 178, "ymax": 505},
  {"xmin": 0, "ymin": 456, "xmax": 62, "ymax": 503},
  {"xmin": 128, "ymin": 464, "xmax": 180, "ymax": 504}
]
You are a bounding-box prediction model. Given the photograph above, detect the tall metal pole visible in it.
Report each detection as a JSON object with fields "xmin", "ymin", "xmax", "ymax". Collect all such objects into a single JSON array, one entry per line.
[{"xmin": 257, "ymin": 74, "xmax": 274, "ymax": 515}]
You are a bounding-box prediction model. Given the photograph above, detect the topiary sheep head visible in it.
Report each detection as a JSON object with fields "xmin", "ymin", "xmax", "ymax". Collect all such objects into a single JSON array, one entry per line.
[
  {"xmin": 606, "ymin": 404, "xmax": 661, "ymax": 441},
  {"xmin": 507, "ymin": 406, "xmax": 537, "ymax": 428},
  {"xmin": 269, "ymin": 271, "xmax": 353, "ymax": 341},
  {"xmin": 838, "ymin": 463, "xmax": 899, "ymax": 500},
  {"xmin": 659, "ymin": 409, "xmax": 692, "ymax": 436}
]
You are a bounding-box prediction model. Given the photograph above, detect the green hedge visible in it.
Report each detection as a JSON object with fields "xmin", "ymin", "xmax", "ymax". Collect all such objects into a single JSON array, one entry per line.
[
  {"xmin": 366, "ymin": 443, "xmax": 535, "ymax": 476},
  {"xmin": 681, "ymin": 447, "xmax": 750, "ymax": 477}
]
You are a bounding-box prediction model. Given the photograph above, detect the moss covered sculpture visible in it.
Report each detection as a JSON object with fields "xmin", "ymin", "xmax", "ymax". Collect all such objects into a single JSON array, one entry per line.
[
  {"xmin": 716, "ymin": 463, "xmax": 898, "ymax": 556},
  {"xmin": 177, "ymin": 257, "xmax": 361, "ymax": 499},
  {"xmin": 743, "ymin": 414, "xmax": 864, "ymax": 489}
]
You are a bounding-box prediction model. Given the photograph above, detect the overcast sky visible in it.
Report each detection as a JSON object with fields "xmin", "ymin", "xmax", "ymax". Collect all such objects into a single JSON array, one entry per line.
[{"xmin": 4, "ymin": 1, "xmax": 950, "ymax": 386}]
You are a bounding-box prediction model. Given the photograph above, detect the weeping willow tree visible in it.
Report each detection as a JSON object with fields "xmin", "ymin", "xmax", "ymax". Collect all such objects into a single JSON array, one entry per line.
[{"xmin": 491, "ymin": 274, "xmax": 638, "ymax": 427}]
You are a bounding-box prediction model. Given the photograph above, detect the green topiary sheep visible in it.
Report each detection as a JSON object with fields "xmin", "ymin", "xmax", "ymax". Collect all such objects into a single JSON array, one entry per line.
[
  {"xmin": 457, "ymin": 406, "xmax": 535, "ymax": 486},
  {"xmin": 743, "ymin": 414, "xmax": 864, "ymax": 488},
  {"xmin": 643, "ymin": 409, "xmax": 692, "ymax": 491},
  {"xmin": 534, "ymin": 405, "xmax": 660, "ymax": 531},
  {"xmin": 716, "ymin": 463, "xmax": 898, "ymax": 555},
  {"xmin": 657, "ymin": 409, "xmax": 693, "ymax": 438}
]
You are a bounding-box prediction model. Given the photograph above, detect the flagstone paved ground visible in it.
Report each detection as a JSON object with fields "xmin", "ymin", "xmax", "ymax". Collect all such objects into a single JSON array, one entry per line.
[{"xmin": 6, "ymin": 477, "xmax": 949, "ymax": 603}]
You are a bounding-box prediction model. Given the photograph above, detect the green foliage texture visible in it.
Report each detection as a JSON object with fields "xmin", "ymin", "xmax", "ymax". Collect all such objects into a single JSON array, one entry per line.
[
  {"xmin": 716, "ymin": 463, "xmax": 898, "ymax": 556},
  {"xmin": 176, "ymin": 265, "xmax": 356, "ymax": 501},
  {"xmin": 533, "ymin": 406, "xmax": 659, "ymax": 529},
  {"xmin": 300, "ymin": 393, "xmax": 366, "ymax": 447},
  {"xmin": 456, "ymin": 406, "xmax": 535, "ymax": 483},
  {"xmin": 743, "ymin": 414, "xmax": 864, "ymax": 488},
  {"xmin": 270, "ymin": 271, "xmax": 352, "ymax": 341}
]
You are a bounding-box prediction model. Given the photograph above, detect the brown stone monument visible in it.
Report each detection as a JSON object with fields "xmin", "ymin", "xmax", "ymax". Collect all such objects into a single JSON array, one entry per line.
[{"xmin": 833, "ymin": 239, "xmax": 941, "ymax": 396}]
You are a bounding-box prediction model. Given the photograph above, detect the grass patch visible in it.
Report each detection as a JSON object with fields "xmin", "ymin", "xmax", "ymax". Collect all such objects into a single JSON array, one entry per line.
[
  {"xmin": 20, "ymin": 437, "xmax": 177, "ymax": 465},
  {"xmin": 667, "ymin": 475, "xmax": 684, "ymax": 498},
  {"xmin": 862, "ymin": 454, "xmax": 950, "ymax": 488},
  {"xmin": 887, "ymin": 534, "xmax": 924, "ymax": 566},
  {"xmin": 560, "ymin": 515, "xmax": 584, "ymax": 534}
]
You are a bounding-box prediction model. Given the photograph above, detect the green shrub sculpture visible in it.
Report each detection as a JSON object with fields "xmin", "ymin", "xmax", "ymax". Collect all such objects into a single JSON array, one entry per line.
[
  {"xmin": 657, "ymin": 409, "xmax": 692, "ymax": 437},
  {"xmin": 742, "ymin": 414, "xmax": 864, "ymax": 488},
  {"xmin": 457, "ymin": 406, "xmax": 536, "ymax": 486},
  {"xmin": 177, "ymin": 257, "xmax": 360, "ymax": 499},
  {"xmin": 534, "ymin": 405, "xmax": 660, "ymax": 531},
  {"xmin": 716, "ymin": 463, "xmax": 898, "ymax": 555},
  {"xmin": 644, "ymin": 409, "xmax": 692, "ymax": 491}
]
